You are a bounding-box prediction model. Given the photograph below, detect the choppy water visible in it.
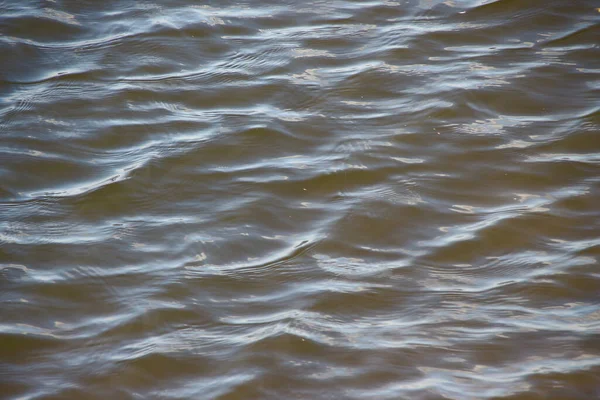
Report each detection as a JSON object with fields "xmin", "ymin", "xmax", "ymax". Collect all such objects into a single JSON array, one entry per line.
[{"xmin": 1, "ymin": 1, "xmax": 600, "ymax": 399}]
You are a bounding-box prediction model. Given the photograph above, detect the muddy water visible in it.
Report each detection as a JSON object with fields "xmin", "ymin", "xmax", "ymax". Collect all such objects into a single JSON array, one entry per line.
[{"xmin": 1, "ymin": 1, "xmax": 600, "ymax": 399}]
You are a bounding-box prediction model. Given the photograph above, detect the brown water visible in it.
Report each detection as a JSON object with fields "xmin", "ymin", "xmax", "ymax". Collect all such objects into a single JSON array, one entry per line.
[{"xmin": 1, "ymin": 1, "xmax": 600, "ymax": 399}]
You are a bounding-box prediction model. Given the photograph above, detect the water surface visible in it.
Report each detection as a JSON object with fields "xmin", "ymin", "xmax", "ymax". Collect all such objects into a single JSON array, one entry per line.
[{"xmin": 1, "ymin": 1, "xmax": 600, "ymax": 399}]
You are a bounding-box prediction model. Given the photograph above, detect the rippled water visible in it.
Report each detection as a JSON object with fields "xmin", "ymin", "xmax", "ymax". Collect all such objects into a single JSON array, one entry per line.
[{"xmin": 2, "ymin": 0, "xmax": 600, "ymax": 399}]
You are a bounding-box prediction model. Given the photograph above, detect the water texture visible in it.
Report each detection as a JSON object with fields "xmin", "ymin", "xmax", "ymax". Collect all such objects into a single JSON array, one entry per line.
[{"xmin": 1, "ymin": 0, "xmax": 599, "ymax": 399}]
